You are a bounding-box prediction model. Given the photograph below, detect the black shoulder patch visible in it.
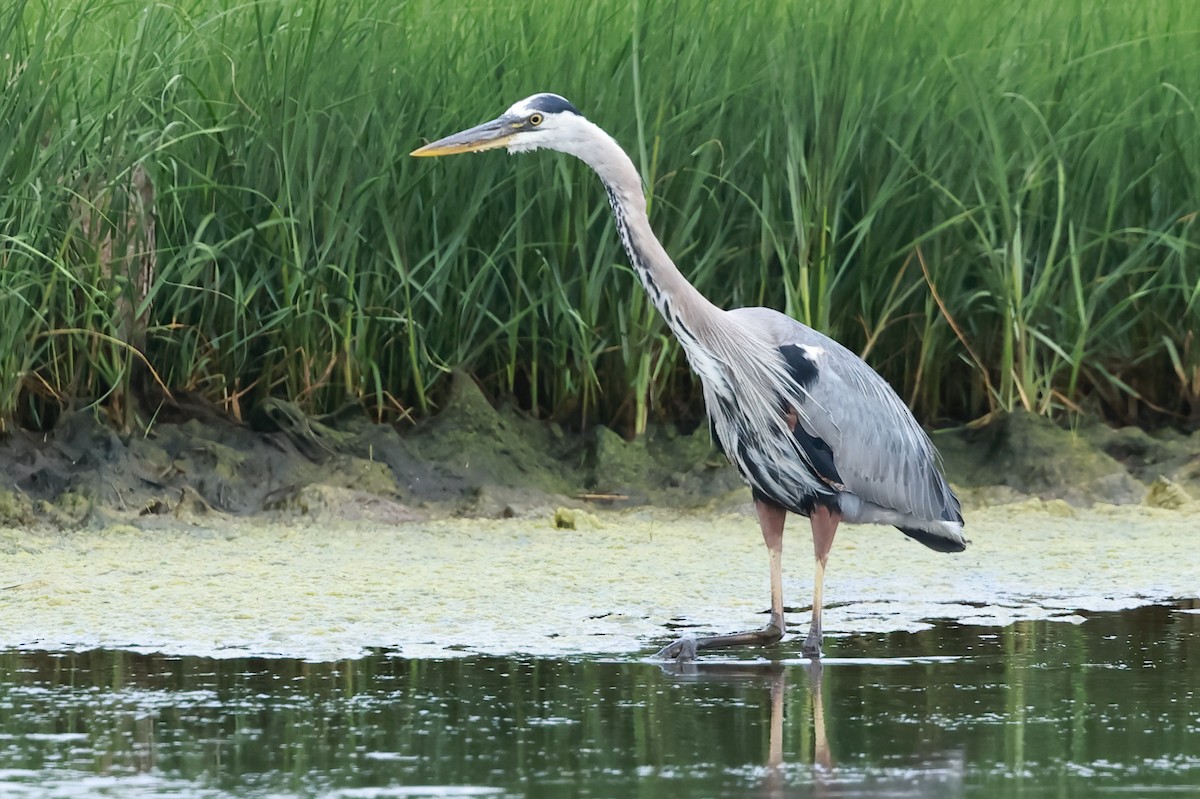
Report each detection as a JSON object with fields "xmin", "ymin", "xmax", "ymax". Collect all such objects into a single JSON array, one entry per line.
[
  {"xmin": 777, "ymin": 344, "xmax": 839, "ymax": 484},
  {"xmin": 529, "ymin": 94, "xmax": 581, "ymax": 116},
  {"xmin": 793, "ymin": 425, "xmax": 842, "ymax": 486},
  {"xmin": 779, "ymin": 344, "xmax": 818, "ymax": 389}
]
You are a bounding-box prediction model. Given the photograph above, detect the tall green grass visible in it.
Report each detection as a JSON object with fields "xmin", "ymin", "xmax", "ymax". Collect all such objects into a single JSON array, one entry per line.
[{"xmin": 1, "ymin": 0, "xmax": 1197, "ymax": 434}]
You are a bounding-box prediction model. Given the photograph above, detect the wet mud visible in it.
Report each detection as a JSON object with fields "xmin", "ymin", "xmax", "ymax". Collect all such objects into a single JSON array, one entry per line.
[
  {"xmin": 1, "ymin": 372, "xmax": 1198, "ymax": 531},
  {"xmin": 0, "ymin": 373, "xmax": 741, "ymax": 527}
]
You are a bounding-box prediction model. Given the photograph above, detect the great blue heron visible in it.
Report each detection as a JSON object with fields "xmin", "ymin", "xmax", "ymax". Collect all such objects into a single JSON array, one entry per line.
[{"xmin": 412, "ymin": 93, "xmax": 966, "ymax": 660}]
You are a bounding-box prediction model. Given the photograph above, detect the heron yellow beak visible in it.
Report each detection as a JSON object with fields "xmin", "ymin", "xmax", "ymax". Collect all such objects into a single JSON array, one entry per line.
[{"xmin": 410, "ymin": 115, "xmax": 519, "ymax": 157}]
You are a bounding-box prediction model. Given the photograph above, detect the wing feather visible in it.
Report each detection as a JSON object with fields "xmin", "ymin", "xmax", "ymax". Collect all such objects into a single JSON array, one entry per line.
[{"xmin": 727, "ymin": 307, "xmax": 961, "ymax": 525}]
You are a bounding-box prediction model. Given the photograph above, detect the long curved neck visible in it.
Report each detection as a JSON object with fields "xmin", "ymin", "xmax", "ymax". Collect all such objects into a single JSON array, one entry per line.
[
  {"xmin": 567, "ymin": 123, "xmax": 724, "ymax": 339},
  {"xmin": 556, "ymin": 118, "xmax": 802, "ymax": 463}
]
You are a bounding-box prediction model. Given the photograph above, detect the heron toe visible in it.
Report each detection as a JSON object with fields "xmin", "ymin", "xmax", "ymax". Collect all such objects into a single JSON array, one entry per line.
[{"xmin": 654, "ymin": 636, "xmax": 698, "ymax": 662}]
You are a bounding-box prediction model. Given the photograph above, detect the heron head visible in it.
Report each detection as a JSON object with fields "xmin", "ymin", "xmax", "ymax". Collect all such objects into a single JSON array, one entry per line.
[{"xmin": 411, "ymin": 93, "xmax": 585, "ymax": 158}]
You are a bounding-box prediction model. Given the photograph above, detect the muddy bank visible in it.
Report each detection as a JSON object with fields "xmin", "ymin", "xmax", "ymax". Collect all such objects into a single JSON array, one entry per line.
[{"xmin": 1, "ymin": 371, "xmax": 1198, "ymax": 528}]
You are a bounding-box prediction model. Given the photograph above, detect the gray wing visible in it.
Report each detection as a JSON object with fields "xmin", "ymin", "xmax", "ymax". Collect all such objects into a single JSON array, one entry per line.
[{"xmin": 727, "ymin": 307, "xmax": 961, "ymax": 525}]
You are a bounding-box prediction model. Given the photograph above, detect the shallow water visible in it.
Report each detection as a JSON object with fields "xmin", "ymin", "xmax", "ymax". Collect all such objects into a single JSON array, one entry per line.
[
  {"xmin": 1, "ymin": 504, "xmax": 1197, "ymax": 795},
  {"xmin": 0, "ymin": 606, "xmax": 1197, "ymax": 797}
]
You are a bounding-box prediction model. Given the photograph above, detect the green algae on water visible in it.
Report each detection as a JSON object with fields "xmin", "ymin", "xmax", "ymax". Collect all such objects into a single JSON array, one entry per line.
[{"xmin": 0, "ymin": 503, "xmax": 1195, "ymax": 661}]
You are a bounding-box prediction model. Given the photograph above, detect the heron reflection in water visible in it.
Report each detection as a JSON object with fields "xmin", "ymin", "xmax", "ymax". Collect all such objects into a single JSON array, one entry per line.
[{"xmin": 661, "ymin": 659, "xmax": 832, "ymax": 796}]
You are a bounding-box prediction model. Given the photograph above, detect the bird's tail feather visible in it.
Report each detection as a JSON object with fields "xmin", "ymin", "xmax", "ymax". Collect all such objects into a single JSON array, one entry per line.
[{"xmin": 896, "ymin": 525, "xmax": 967, "ymax": 553}]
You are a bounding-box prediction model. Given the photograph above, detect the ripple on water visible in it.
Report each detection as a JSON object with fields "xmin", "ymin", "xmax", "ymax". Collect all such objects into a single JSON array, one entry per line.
[{"xmin": 0, "ymin": 606, "xmax": 1196, "ymax": 796}]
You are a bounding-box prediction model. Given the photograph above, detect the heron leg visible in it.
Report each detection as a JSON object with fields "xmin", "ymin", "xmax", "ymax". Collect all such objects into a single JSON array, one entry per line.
[
  {"xmin": 654, "ymin": 500, "xmax": 787, "ymax": 661},
  {"xmin": 802, "ymin": 505, "xmax": 840, "ymax": 658},
  {"xmin": 760, "ymin": 499, "xmax": 787, "ymax": 635}
]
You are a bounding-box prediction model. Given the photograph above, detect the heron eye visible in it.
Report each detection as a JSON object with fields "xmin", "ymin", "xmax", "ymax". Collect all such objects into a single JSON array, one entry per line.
[{"xmin": 529, "ymin": 113, "xmax": 544, "ymax": 127}]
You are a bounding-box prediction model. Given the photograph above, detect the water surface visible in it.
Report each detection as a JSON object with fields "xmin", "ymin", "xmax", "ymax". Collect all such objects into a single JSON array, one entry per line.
[
  {"xmin": 1, "ymin": 504, "xmax": 1196, "ymax": 795},
  {"xmin": 1, "ymin": 606, "xmax": 1197, "ymax": 797}
]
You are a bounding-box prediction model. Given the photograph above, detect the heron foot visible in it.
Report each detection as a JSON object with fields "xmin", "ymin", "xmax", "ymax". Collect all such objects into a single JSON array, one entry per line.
[
  {"xmin": 654, "ymin": 636, "xmax": 699, "ymax": 662},
  {"xmin": 802, "ymin": 623, "xmax": 823, "ymax": 659},
  {"xmin": 653, "ymin": 613, "xmax": 786, "ymax": 661}
]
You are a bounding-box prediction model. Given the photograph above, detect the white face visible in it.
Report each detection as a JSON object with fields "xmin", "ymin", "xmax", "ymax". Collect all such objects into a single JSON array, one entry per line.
[{"xmin": 501, "ymin": 93, "xmax": 585, "ymax": 153}]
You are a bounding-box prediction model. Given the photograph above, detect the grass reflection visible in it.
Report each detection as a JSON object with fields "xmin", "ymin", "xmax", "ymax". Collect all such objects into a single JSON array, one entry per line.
[{"xmin": 0, "ymin": 605, "xmax": 1195, "ymax": 797}]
